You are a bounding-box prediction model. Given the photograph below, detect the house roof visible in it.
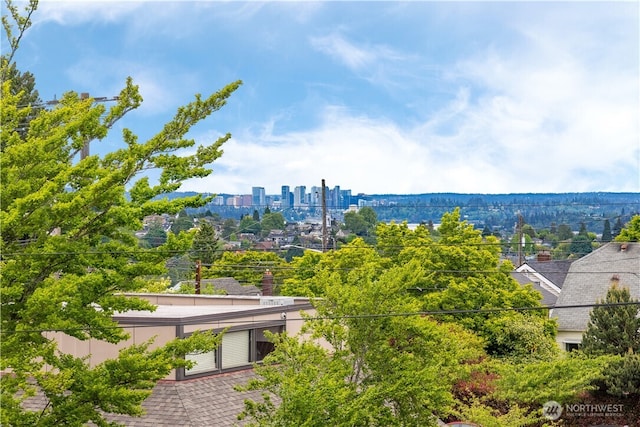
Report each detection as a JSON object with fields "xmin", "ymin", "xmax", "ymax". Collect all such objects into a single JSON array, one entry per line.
[
  {"xmin": 113, "ymin": 299, "xmax": 310, "ymax": 326},
  {"xmin": 510, "ymin": 272, "xmax": 558, "ymax": 306},
  {"xmin": 552, "ymin": 242, "xmax": 640, "ymax": 332},
  {"xmin": 517, "ymin": 259, "xmax": 574, "ymax": 290},
  {"xmin": 22, "ymin": 369, "xmax": 266, "ymax": 426}
]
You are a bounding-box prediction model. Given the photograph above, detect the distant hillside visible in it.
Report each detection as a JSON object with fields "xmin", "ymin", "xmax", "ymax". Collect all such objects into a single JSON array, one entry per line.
[{"xmin": 167, "ymin": 191, "xmax": 639, "ymax": 234}]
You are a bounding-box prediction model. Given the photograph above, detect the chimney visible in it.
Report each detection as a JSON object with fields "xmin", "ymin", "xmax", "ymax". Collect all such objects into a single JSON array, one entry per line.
[
  {"xmin": 262, "ymin": 269, "xmax": 274, "ymax": 296},
  {"xmin": 537, "ymin": 251, "xmax": 551, "ymax": 262}
]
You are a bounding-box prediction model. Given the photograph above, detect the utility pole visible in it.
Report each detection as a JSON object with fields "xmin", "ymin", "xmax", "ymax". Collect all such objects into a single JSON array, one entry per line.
[
  {"xmin": 321, "ymin": 179, "xmax": 327, "ymax": 252},
  {"xmin": 195, "ymin": 260, "xmax": 202, "ymax": 294},
  {"xmin": 517, "ymin": 214, "xmax": 524, "ymax": 266},
  {"xmin": 41, "ymin": 92, "xmax": 120, "ymax": 160}
]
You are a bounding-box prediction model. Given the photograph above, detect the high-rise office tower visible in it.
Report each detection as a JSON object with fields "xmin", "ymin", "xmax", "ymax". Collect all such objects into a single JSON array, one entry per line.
[
  {"xmin": 252, "ymin": 187, "xmax": 266, "ymax": 208},
  {"xmin": 293, "ymin": 186, "xmax": 306, "ymax": 208},
  {"xmin": 281, "ymin": 186, "xmax": 290, "ymax": 208}
]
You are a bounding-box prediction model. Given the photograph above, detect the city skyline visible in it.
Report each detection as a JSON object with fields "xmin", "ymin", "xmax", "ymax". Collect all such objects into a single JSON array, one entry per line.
[{"xmin": 12, "ymin": 1, "xmax": 640, "ymax": 195}]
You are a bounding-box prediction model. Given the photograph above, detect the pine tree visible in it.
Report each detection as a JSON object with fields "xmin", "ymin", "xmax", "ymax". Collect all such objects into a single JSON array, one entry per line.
[
  {"xmin": 581, "ymin": 281, "xmax": 640, "ymax": 356},
  {"xmin": 613, "ymin": 217, "xmax": 624, "ymax": 238},
  {"xmin": 190, "ymin": 221, "xmax": 222, "ymax": 265},
  {"xmin": 601, "ymin": 219, "xmax": 612, "ymax": 242},
  {"xmin": 578, "ymin": 221, "xmax": 588, "ymax": 236}
]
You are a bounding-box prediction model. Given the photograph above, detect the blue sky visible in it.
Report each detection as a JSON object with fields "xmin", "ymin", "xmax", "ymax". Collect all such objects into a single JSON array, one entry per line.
[{"xmin": 8, "ymin": 1, "xmax": 640, "ymax": 195}]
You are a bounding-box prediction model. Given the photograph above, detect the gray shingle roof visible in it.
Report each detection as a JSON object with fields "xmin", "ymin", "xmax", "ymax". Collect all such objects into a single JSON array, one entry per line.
[
  {"xmin": 520, "ymin": 259, "xmax": 573, "ymax": 289},
  {"xmin": 23, "ymin": 369, "xmax": 265, "ymax": 426},
  {"xmin": 552, "ymin": 242, "xmax": 640, "ymax": 332},
  {"xmin": 511, "ymin": 272, "xmax": 558, "ymax": 306}
]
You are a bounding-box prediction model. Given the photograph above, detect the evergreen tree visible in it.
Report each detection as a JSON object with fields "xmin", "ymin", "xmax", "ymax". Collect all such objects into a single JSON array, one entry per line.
[
  {"xmin": 603, "ymin": 354, "xmax": 640, "ymax": 397},
  {"xmin": 221, "ymin": 218, "xmax": 237, "ymax": 239},
  {"xmin": 569, "ymin": 234, "xmax": 592, "ymax": 257},
  {"xmin": 170, "ymin": 209, "xmax": 193, "ymax": 234},
  {"xmin": 578, "ymin": 221, "xmax": 588, "ymax": 236},
  {"xmin": 142, "ymin": 222, "xmax": 168, "ymax": 248},
  {"xmin": 581, "ymin": 281, "xmax": 640, "ymax": 356},
  {"xmin": 239, "ymin": 214, "xmax": 261, "ymax": 235},
  {"xmin": 1, "ymin": 61, "xmax": 42, "ymax": 138},
  {"xmin": 601, "ymin": 219, "xmax": 612, "ymax": 242},
  {"xmin": 557, "ymin": 223, "xmax": 574, "ymax": 240},
  {"xmin": 612, "ymin": 217, "xmax": 624, "ymax": 238},
  {"xmin": 190, "ymin": 221, "xmax": 222, "ymax": 265}
]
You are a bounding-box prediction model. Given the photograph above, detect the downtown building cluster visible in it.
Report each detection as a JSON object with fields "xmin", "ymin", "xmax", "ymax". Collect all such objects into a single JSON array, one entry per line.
[{"xmin": 207, "ymin": 185, "xmax": 354, "ymax": 211}]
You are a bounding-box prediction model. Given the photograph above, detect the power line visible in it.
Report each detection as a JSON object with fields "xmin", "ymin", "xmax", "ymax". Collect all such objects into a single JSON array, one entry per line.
[
  {"xmin": 2, "ymin": 301, "xmax": 639, "ymax": 336},
  {"xmin": 4, "ymin": 239, "xmax": 638, "ymax": 257}
]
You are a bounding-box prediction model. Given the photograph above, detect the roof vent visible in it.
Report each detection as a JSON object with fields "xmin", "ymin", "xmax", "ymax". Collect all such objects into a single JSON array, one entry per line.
[
  {"xmin": 260, "ymin": 297, "xmax": 294, "ymax": 306},
  {"xmin": 620, "ymin": 243, "xmax": 628, "ymax": 252}
]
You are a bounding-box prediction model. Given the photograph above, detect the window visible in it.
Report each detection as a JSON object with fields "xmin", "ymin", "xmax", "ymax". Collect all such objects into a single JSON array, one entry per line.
[
  {"xmin": 565, "ymin": 342, "xmax": 580, "ymax": 352},
  {"xmin": 185, "ymin": 349, "xmax": 216, "ymax": 375},
  {"xmin": 221, "ymin": 330, "xmax": 250, "ymax": 369},
  {"xmin": 255, "ymin": 326, "xmax": 280, "ymax": 361},
  {"xmin": 182, "ymin": 324, "xmax": 284, "ymax": 378}
]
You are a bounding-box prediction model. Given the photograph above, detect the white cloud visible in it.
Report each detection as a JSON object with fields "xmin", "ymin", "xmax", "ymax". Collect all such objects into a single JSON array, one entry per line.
[
  {"xmin": 310, "ymin": 33, "xmax": 375, "ymax": 71},
  {"xmin": 35, "ymin": 1, "xmax": 143, "ymax": 26},
  {"xmin": 185, "ymin": 22, "xmax": 639, "ymax": 196},
  {"xmin": 309, "ymin": 31, "xmax": 428, "ymax": 98}
]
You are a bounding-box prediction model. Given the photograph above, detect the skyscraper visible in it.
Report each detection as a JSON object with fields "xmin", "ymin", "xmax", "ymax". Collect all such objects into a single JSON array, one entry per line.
[
  {"xmin": 293, "ymin": 186, "xmax": 306, "ymax": 208},
  {"xmin": 252, "ymin": 187, "xmax": 266, "ymax": 208},
  {"xmin": 281, "ymin": 185, "xmax": 290, "ymax": 208}
]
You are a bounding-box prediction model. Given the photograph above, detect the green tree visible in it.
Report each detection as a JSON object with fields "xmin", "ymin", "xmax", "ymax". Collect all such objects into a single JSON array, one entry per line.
[
  {"xmin": 343, "ymin": 210, "xmax": 369, "ymax": 236},
  {"xmin": 601, "ymin": 219, "xmax": 612, "ymax": 242},
  {"xmin": 612, "ymin": 217, "xmax": 624, "ymax": 238},
  {"xmin": 170, "ymin": 209, "xmax": 193, "ymax": 234},
  {"xmin": 204, "ymin": 250, "xmax": 287, "ymax": 286},
  {"xmin": 615, "ymin": 214, "xmax": 640, "ymax": 242},
  {"xmin": 557, "ymin": 223, "xmax": 574, "ymax": 240},
  {"xmin": 239, "ymin": 214, "xmax": 261, "ymax": 235},
  {"xmin": 359, "ymin": 205, "xmax": 378, "ymax": 228},
  {"xmin": 602, "ymin": 354, "xmax": 640, "ymax": 397},
  {"xmin": 581, "ymin": 281, "xmax": 640, "ymax": 356},
  {"xmin": 260, "ymin": 211, "xmax": 285, "ymax": 236},
  {"xmin": 141, "ymin": 221, "xmax": 168, "ymax": 248},
  {"xmin": 166, "ymin": 254, "xmax": 194, "ymax": 285},
  {"xmin": 0, "ymin": 3, "xmax": 240, "ymax": 423},
  {"xmin": 240, "ymin": 244, "xmax": 485, "ymax": 426},
  {"xmin": 569, "ymin": 234, "xmax": 593, "ymax": 258},
  {"xmin": 578, "ymin": 221, "xmax": 588, "ymax": 236},
  {"xmin": 1, "ymin": 61, "xmax": 41, "ymax": 138},
  {"xmin": 521, "ymin": 223, "xmax": 536, "ymax": 238},
  {"xmin": 495, "ymin": 354, "xmax": 612, "ymax": 405},
  {"xmin": 190, "ymin": 220, "xmax": 222, "ymax": 265},
  {"xmin": 510, "ymin": 232, "xmax": 535, "ymax": 256},
  {"xmin": 221, "ymin": 217, "xmax": 237, "ymax": 239},
  {"xmin": 395, "ymin": 209, "xmax": 556, "ymax": 359}
]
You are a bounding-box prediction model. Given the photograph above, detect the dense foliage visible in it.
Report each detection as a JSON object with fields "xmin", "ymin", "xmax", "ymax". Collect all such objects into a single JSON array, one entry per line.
[{"xmin": 1, "ymin": 2, "xmax": 240, "ymax": 424}]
